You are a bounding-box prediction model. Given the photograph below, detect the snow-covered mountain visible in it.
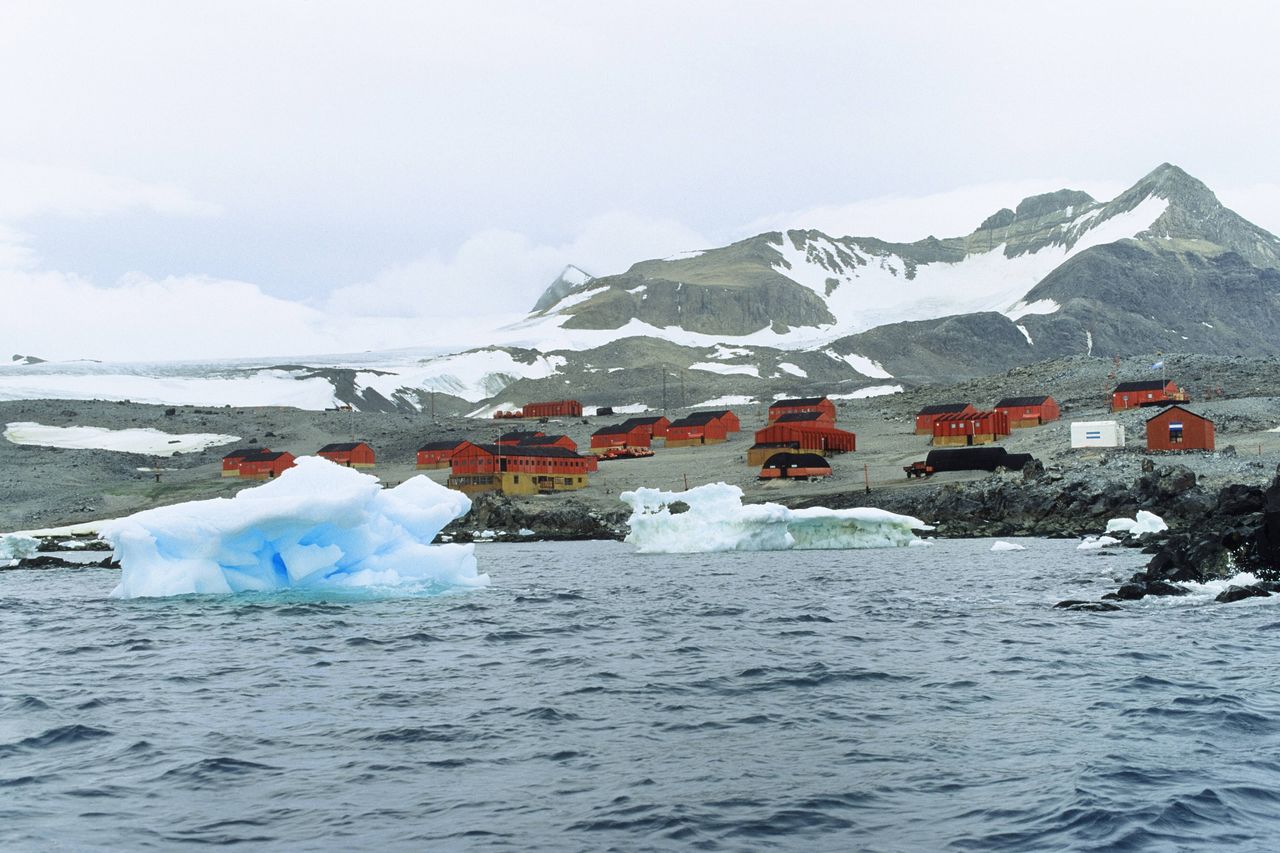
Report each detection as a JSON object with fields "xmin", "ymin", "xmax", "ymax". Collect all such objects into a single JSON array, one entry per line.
[
  {"xmin": 3, "ymin": 164, "xmax": 1278, "ymax": 413},
  {"xmin": 518, "ymin": 163, "xmax": 1280, "ymax": 351}
]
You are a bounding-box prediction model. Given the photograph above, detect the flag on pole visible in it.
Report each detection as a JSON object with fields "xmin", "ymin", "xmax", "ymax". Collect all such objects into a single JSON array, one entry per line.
[{"xmin": 1149, "ymin": 359, "xmax": 1164, "ymax": 370}]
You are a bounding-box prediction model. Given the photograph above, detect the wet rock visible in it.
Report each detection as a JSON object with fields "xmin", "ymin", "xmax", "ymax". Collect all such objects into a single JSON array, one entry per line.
[
  {"xmin": 1215, "ymin": 584, "xmax": 1272, "ymax": 603},
  {"xmin": 1115, "ymin": 582, "xmax": 1148, "ymax": 600},
  {"xmin": 1145, "ymin": 579, "xmax": 1190, "ymax": 597},
  {"xmin": 1054, "ymin": 600, "xmax": 1123, "ymax": 612}
]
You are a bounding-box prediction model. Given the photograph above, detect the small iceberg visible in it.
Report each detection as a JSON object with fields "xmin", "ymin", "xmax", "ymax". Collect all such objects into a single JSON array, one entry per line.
[
  {"xmin": 991, "ymin": 541, "xmax": 1026, "ymax": 552},
  {"xmin": 620, "ymin": 482, "xmax": 928, "ymax": 553},
  {"xmin": 1105, "ymin": 510, "xmax": 1168, "ymax": 537},
  {"xmin": 1077, "ymin": 535, "xmax": 1122, "ymax": 551},
  {"xmin": 102, "ymin": 457, "xmax": 486, "ymax": 598}
]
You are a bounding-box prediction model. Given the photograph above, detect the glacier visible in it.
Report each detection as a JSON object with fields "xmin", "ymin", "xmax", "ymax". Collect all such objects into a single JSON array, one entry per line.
[
  {"xmin": 620, "ymin": 482, "xmax": 928, "ymax": 553},
  {"xmin": 102, "ymin": 457, "xmax": 486, "ymax": 598}
]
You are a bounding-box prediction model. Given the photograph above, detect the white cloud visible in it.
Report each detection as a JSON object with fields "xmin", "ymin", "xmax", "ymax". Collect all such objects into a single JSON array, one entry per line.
[
  {"xmin": 328, "ymin": 211, "xmax": 710, "ymax": 319},
  {"xmin": 0, "ymin": 160, "xmax": 219, "ymax": 221},
  {"xmin": 745, "ymin": 178, "xmax": 1127, "ymax": 243}
]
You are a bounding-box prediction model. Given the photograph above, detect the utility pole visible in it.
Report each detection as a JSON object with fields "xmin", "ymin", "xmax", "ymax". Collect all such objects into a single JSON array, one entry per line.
[{"xmin": 661, "ymin": 367, "xmax": 667, "ymax": 413}]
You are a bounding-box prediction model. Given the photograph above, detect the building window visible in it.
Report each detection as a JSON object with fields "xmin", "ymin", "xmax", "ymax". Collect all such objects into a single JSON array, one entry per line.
[{"xmin": 1169, "ymin": 425, "xmax": 1183, "ymax": 444}]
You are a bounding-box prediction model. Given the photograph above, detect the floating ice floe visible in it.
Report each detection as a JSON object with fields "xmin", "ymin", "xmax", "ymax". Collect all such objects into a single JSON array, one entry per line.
[
  {"xmin": 1, "ymin": 532, "xmax": 39, "ymax": 564},
  {"xmin": 1077, "ymin": 535, "xmax": 1122, "ymax": 551},
  {"xmin": 991, "ymin": 541, "xmax": 1026, "ymax": 552},
  {"xmin": 1105, "ymin": 510, "xmax": 1168, "ymax": 537},
  {"xmin": 620, "ymin": 482, "xmax": 929, "ymax": 553},
  {"xmin": 102, "ymin": 457, "xmax": 485, "ymax": 598}
]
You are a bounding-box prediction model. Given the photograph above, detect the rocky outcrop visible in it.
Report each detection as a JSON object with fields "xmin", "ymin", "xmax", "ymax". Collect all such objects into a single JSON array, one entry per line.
[{"xmin": 437, "ymin": 492, "xmax": 629, "ymax": 543}]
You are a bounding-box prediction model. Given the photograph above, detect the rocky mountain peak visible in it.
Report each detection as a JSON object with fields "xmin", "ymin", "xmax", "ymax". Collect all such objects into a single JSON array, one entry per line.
[{"xmin": 531, "ymin": 264, "xmax": 595, "ymax": 314}]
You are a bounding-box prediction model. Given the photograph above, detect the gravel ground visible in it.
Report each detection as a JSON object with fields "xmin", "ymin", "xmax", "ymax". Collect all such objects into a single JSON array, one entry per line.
[{"xmin": 2, "ymin": 353, "xmax": 1278, "ymax": 532}]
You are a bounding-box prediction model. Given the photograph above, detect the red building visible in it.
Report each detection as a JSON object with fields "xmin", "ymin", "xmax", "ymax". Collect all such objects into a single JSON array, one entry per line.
[
  {"xmin": 522, "ymin": 400, "xmax": 583, "ymax": 418},
  {"xmin": 517, "ymin": 434, "xmax": 578, "ymax": 453},
  {"xmin": 447, "ymin": 443, "xmax": 590, "ymax": 495},
  {"xmin": 931, "ymin": 410, "xmax": 1010, "ymax": 446},
  {"xmin": 665, "ymin": 413, "xmax": 729, "ymax": 447},
  {"xmin": 1111, "ymin": 380, "xmax": 1189, "ymax": 411},
  {"xmin": 237, "ymin": 450, "xmax": 296, "ymax": 479},
  {"xmin": 221, "ymin": 447, "xmax": 265, "ymax": 477},
  {"xmin": 623, "ymin": 415, "xmax": 671, "ymax": 439},
  {"xmin": 416, "ymin": 439, "xmax": 472, "ymax": 469},
  {"xmin": 1145, "ymin": 405, "xmax": 1214, "ymax": 451},
  {"xmin": 993, "ymin": 395, "xmax": 1060, "ymax": 428},
  {"xmin": 915, "ymin": 403, "xmax": 976, "ymax": 434},
  {"xmin": 317, "ymin": 442, "xmax": 376, "ymax": 468},
  {"xmin": 590, "ymin": 422, "xmax": 652, "ymax": 452},
  {"xmin": 749, "ymin": 422, "xmax": 856, "ymax": 464},
  {"xmin": 768, "ymin": 397, "xmax": 837, "ymax": 424},
  {"xmin": 695, "ymin": 409, "xmax": 741, "ymax": 432}
]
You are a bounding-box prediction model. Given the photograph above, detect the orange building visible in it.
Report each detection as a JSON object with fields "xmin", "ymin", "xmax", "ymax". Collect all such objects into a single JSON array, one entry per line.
[
  {"xmin": 768, "ymin": 397, "xmax": 837, "ymax": 424},
  {"xmin": 993, "ymin": 395, "xmax": 1060, "ymax": 428},
  {"xmin": 914, "ymin": 403, "xmax": 976, "ymax": 434},
  {"xmin": 1145, "ymin": 405, "xmax": 1214, "ymax": 451},
  {"xmin": 317, "ymin": 442, "xmax": 375, "ymax": 467},
  {"xmin": 1111, "ymin": 380, "xmax": 1188, "ymax": 411}
]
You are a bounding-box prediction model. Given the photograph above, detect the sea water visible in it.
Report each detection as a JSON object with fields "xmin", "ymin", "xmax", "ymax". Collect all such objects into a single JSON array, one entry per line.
[{"xmin": 3, "ymin": 539, "xmax": 1279, "ymax": 851}]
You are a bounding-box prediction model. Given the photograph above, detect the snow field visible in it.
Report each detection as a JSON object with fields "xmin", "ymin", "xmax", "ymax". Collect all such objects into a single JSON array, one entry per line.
[{"xmin": 5, "ymin": 422, "xmax": 240, "ymax": 456}]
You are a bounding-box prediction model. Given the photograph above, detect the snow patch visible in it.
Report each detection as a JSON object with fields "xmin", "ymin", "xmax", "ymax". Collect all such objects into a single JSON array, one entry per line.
[
  {"xmin": 664, "ymin": 250, "xmax": 706, "ymax": 261},
  {"xmin": 1004, "ymin": 299, "xmax": 1061, "ymax": 322},
  {"xmin": 102, "ymin": 457, "xmax": 486, "ymax": 598},
  {"xmin": 828, "ymin": 385, "xmax": 903, "ymax": 400},
  {"xmin": 1016, "ymin": 324, "xmax": 1034, "ymax": 345},
  {"xmin": 620, "ymin": 482, "xmax": 929, "ymax": 553},
  {"xmin": 5, "ymin": 422, "xmax": 239, "ymax": 456},
  {"xmin": 693, "ymin": 395, "xmax": 756, "ymax": 408},
  {"xmin": 777, "ymin": 362, "xmax": 808, "ymax": 378},
  {"xmin": 824, "ymin": 350, "xmax": 893, "ymax": 379},
  {"xmin": 707, "ymin": 345, "xmax": 754, "ymax": 360},
  {"xmin": 689, "ymin": 362, "xmax": 760, "ymax": 377}
]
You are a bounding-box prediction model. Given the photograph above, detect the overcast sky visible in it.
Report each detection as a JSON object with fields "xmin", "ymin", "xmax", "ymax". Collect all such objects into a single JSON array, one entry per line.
[{"xmin": 3, "ymin": 1, "xmax": 1279, "ymax": 361}]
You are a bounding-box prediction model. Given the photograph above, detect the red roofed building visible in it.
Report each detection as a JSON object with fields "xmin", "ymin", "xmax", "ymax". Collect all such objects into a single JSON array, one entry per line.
[
  {"xmin": 694, "ymin": 409, "xmax": 741, "ymax": 433},
  {"xmin": 591, "ymin": 422, "xmax": 652, "ymax": 452}
]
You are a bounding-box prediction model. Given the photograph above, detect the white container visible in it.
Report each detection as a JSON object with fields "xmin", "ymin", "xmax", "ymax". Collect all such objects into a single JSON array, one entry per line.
[{"xmin": 1071, "ymin": 420, "xmax": 1125, "ymax": 448}]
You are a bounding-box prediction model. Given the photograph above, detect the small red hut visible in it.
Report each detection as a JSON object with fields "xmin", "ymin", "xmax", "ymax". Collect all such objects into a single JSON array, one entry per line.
[
  {"xmin": 590, "ymin": 422, "xmax": 652, "ymax": 452},
  {"xmin": 221, "ymin": 447, "xmax": 265, "ymax": 477},
  {"xmin": 1111, "ymin": 380, "xmax": 1188, "ymax": 411},
  {"xmin": 416, "ymin": 439, "xmax": 472, "ymax": 469},
  {"xmin": 914, "ymin": 403, "xmax": 976, "ymax": 435},
  {"xmin": 497, "ymin": 430, "xmax": 544, "ymax": 446},
  {"xmin": 665, "ymin": 413, "xmax": 729, "ymax": 447},
  {"xmin": 695, "ymin": 409, "xmax": 741, "ymax": 432},
  {"xmin": 1145, "ymin": 405, "xmax": 1214, "ymax": 452},
  {"xmin": 237, "ymin": 450, "xmax": 296, "ymax": 479},
  {"xmin": 623, "ymin": 415, "xmax": 671, "ymax": 439},
  {"xmin": 517, "ymin": 434, "xmax": 578, "ymax": 453},
  {"xmin": 317, "ymin": 442, "xmax": 375, "ymax": 468},
  {"xmin": 993, "ymin": 395, "xmax": 1060, "ymax": 428},
  {"xmin": 768, "ymin": 397, "xmax": 837, "ymax": 424},
  {"xmin": 931, "ymin": 410, "xmax": 1010, "ymax": 446}
]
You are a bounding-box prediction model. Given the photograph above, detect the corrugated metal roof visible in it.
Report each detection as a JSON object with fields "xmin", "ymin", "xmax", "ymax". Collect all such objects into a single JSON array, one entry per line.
[{"xmin": 994, "ymin": 395, "xmax": 1051, "ymax": 408}]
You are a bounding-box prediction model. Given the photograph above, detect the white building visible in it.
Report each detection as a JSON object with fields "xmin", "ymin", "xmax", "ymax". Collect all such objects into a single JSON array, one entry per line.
[{"xmin": 1071, "ymin": 420, "xmax": 1125, "ymax": 449}]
